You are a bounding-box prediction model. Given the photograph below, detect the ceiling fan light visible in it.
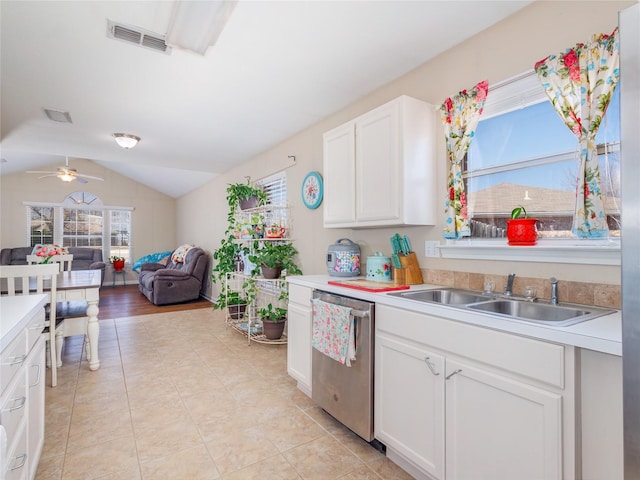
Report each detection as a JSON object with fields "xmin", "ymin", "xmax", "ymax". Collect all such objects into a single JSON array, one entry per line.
[
  {"xmin": 113, "ymin": 133, "xmax": 141, "ymax": 149},
  {"xmin": 59, "ymin": 172, "xmax": 74, "ymax": 182}
]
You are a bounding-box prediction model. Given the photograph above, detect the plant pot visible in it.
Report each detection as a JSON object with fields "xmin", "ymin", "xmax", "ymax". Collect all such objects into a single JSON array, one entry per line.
[
  {"xmin": 228, "ymin": 303, "xmax": 247, "ymax": 320},
  {"xmin": 506, "ymin": 218, "xmax": 538, "ymax": 246},
  {"xmin": 261, "ymin": 264, "xmax": 282, "ymax": 279},
  {"xmin": 239, "ymin": 195, "xmax": 259, "ymax": 210},
  {"xmin": 262, "ymin": 320, "xmax": 285, "ymax": 340},
  {"xmin": 112, "ymin": 260, "xmax": 125, "ymax": 271}
]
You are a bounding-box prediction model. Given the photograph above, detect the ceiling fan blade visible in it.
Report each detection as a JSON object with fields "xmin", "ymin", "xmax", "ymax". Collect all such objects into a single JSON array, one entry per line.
[
  {"xmin": 27, "ymin": 170, "xmax": 58, "ymax": 174},
  {"xmin": 75, "ymin": 177, "xmax": 88, "ymax": 184},
  {"xmin": 37, "ymin": 174, "xmax": 59, "ymax": 179},
  {"xmin": 76, "ymin": 173, "xmax": 104, "ymax": 181}
]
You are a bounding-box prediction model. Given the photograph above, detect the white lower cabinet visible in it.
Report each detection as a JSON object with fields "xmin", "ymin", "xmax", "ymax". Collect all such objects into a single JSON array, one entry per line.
[
  {"xmin": 375, "ymin": 333, "xmax": 445, "ymax": 479},
  {"xmin": 286, "ymin": 284, "xmax": 313, "ymax": 396},
  {"xmin": 375, "ymin": 304, "xmax": 574, "ymax": 480},
  {"xmin": 444, "ymin": 359, "xmax": 561, "ymax": 480}
]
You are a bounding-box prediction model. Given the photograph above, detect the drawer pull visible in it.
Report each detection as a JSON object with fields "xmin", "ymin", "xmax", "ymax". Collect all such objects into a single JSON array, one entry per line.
[
  {"xmin": 445, "ymin": 369, "xmax": 463, "ymax": 380},
  {"xmin": 424, "ymin": 357, "xmax": 440, "ymax": 376},
  {"xmin": 8, "ymin": 453, "xmax": 27, "ymax": 471},
  {"xmin": 8, "ymin": 396, "xmax": 27, "ymax": 411},
  {"xmin": 30, "ymin": 364, "xmax": 42, "ymax": 387},
  {"xmin": 9, "ymin": 354, "xmax": 26, "ymax": 366}
]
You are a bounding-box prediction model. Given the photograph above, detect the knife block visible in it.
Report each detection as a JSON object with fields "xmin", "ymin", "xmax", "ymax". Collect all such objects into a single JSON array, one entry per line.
[{"xmin": 395, "ymin": 252, "xmax": 423, "ymax": 285}]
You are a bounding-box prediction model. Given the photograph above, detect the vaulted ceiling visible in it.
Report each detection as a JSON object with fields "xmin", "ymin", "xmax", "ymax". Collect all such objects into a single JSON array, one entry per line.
[{"xmin": 1, "ymin": 0, "xmax": 531, "ymax": 197}]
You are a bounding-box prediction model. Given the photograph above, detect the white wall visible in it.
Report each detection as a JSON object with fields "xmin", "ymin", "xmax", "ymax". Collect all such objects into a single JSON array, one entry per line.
[
  {"xmin": 0, "ymin": 157, "xmax": 177, "ymax": 283},
  {"xmin": 178, "ymin": 1, "xmax": 631, "ymax": 298}
]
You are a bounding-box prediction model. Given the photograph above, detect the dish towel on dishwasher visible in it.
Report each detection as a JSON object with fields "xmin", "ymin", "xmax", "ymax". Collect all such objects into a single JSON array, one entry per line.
[{"xmin": 311, "ymin": 299, "xmax": 356, "ymax": 366}]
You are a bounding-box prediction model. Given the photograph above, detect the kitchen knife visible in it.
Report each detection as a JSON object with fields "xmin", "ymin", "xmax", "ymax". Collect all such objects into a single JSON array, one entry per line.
[{"xmin": 404, "ymin": 235, "xmax": 412, "ymax": 253}]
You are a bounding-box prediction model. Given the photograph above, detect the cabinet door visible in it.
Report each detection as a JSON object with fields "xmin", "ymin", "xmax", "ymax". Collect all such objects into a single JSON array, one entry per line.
[
  {"xmin": 445, "ymin": 360, "xmax": 562, "ymax": 480},
  {"xmin": 286, "ymin": 302, "xmax": 312, "ymax": 396},
  {"xmin": 375, "ymin": 333, "xmax": 445, "ymax": 479},
  {"xmin": 355, "ymin": 101, "xmax": 401, "ymax": 224},
  {"xmin": 323, "ymin": 122, "xmax": 356, "ymax": 227},
  {"xmin": 27, "ymin": 336, "xmax": 45, "ymax": 479}
]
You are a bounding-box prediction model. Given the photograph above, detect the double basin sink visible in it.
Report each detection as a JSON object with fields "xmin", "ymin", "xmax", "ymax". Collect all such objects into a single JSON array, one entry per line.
[{"xmin": 388, "ymin": 288, "xmax": 615, "ymax": 327}]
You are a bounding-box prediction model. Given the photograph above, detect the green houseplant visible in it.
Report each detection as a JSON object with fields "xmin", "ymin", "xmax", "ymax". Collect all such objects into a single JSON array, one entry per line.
[
  {"xmin": 506, "ymin": 206, "xmax": 538, "ymax": 246},
  {"xmin": 257, "ymin": 303, "xmax": 287, "ymax": 340},
  {"xmin": 248, "ymin": 241, "xmax": 303, "ymax": 279},
  {"xmin": 225, "ymin": 290, "xmax": 248, "ymax": 320},
  {"xmin": 226, "ymin": 179, "xmax": 267, "ymax": 211}
]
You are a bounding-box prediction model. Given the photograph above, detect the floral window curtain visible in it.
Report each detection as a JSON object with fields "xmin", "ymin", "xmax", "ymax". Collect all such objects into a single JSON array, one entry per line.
[
  {"xmin": 441, "ymin": 80, "xmax": 489, "ymax": 239},
  {"xmin": 534, "ymin": 28, "xmax": 619, "ymax": 238}
]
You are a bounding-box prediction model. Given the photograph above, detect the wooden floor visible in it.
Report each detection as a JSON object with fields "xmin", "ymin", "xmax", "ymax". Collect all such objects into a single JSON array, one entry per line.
[{"xmin": 98, "ymin": 284, "xmax": 212, "ymax": 319}]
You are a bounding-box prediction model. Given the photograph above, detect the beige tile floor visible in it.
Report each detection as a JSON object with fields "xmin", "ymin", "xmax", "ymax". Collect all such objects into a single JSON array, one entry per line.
[{"xmin": 35, "ymin": 308, "xmax": 414, "ymax": 480}]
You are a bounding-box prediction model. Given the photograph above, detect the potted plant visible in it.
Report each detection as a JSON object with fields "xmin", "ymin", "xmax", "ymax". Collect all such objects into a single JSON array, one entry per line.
[
  {"xmin": 109, "ymin": 255, "xmax": 126, "ymax": 271},
  {"xmin": 258, "ymin": 303, "xmax": 287, "ymax": 340},
  {"xmin": 506, "ymin": 206, "xmax": 538, "ymax": 246},
  {"xmin": 248, "ymin": 241, "xmax": 303, "ymax": 279},
  {"xmin": 225, "ymin": 291, "xmax": 248, "ymax": 320},
  {"xmin": 226, "ymin": 179, "xmax": 267, "ymax": 211}
]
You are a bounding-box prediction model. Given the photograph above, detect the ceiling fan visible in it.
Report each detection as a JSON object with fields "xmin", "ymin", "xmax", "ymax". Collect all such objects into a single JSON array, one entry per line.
[{"xmin": 27, "ymin": 157, "xmax": 104, "ymax": 184}]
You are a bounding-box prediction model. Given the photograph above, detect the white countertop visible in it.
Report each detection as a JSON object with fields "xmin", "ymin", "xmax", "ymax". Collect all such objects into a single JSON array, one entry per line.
[
  {"xmin": 1, "ymin": 294, "xmax": 48, "ymax": 351},
  {"xmin": 288, "ymin": 275, "xmax": 622, "ymax": 356}
]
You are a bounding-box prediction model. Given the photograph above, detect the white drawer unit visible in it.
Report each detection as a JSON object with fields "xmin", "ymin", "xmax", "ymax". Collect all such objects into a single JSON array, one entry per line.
[{"xmin": 1, "ymin": 295, "xmax": 48, "ymax": 480}]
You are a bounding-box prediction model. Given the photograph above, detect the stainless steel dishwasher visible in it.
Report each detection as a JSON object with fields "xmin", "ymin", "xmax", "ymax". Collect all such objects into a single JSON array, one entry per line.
[{"xmin": 312, "ymin": 290, "xmax": 375, "ymax": 442}]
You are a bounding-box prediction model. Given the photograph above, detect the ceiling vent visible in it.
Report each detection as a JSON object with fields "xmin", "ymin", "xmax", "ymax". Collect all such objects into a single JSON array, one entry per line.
[
  {"xmin": 107, "ymin": 20, "xmax": 171, "ymax": 54},
  {"xmin": 44, "ymin": 108, "xmax": 73, "ymax": 123}
]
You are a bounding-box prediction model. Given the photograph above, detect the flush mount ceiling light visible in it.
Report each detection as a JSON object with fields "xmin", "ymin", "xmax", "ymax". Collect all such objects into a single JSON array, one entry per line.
[
  {"xmin": 113, "ymin": 133, "xmax": 141, "ymax": 149},
  {"xmin": 165, "ymin": 0, "xmax": 237, "ymax": 55}
]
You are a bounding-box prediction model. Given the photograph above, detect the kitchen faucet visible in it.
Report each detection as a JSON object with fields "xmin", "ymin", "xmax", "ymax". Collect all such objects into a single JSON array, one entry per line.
[
  {"xmin": 550, "ymin": 277, "xmax": 559, "ymax": 305},
  {"xmin": 504, "ymin": 273, "xmax": 516, "ymax": 296}
]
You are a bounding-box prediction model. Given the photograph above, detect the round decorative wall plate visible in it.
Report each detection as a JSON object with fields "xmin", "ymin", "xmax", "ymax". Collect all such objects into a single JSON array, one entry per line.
[{"xmin": 301, "ymin": 171, "xmax": 323, "ymax": 209}]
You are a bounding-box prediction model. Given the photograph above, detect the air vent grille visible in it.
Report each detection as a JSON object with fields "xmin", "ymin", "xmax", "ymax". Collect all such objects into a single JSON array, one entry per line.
[{"xmin": 107, "ymin": 20, "xmax": 170, "ymax": 54}]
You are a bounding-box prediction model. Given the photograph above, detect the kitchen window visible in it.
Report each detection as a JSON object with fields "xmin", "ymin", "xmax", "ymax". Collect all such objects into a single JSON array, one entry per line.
[
  {"xmin": 25, "ymin": 192, "xmax": 133, "ymax": 262},
  {"xmin": 440, "ymin": 71, "xmax": 621, "ymax": 265}
]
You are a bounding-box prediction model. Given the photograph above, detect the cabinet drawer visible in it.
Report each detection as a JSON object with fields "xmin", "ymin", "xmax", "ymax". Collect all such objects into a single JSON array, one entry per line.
[
  {"xmin": 57, "ymin": 289, "xmax": 85, "ymax": 301},
  {"xmin": 1, "ymin": 331, "xmax": 27, "ymax": 395},
  {"xmin": 26, "ymin": 308, "xmax": 46, "ymax": 353},
  {"xmin": 377, "ymin": 304, "xmax": 565, "ymax": 388},
  {"xmin": 288, "ymin": 284, "xmax": 312, "ymax": 307},
  {"xmin": 0, "ymin": 368, "xmax": 27, "ymax": 446},
  {"xmin": 3, "ymin": 422, "xmax": 28, "ymax": 480}
]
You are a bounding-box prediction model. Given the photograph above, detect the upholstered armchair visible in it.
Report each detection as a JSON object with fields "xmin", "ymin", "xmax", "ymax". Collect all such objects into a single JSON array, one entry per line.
[{"xmin": 137, "ymin": 247, "xmax": 209, "ymax": 305}]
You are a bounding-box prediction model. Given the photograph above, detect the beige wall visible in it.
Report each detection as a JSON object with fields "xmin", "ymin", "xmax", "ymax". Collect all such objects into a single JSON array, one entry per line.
[
  {"xmin": 0, "ymin": 158, "xmax": 177, "ymax": 283},
  {"xmin": 179, "ymin": 0, "xmax": 630, "ymax": 298}
]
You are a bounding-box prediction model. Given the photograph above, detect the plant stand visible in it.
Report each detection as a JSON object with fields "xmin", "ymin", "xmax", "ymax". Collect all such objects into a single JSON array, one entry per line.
[{"xmin": 224, "ymin": 272, "xmax": 288, "ymax": 346}]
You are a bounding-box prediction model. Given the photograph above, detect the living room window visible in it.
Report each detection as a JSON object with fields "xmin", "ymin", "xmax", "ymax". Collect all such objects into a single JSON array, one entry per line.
[
  {"xmin": 25, "ymin": 192, "xmax": 133, "ymax": 262},
  {"xmin": 464, "ymin": 71, "xmax": 620, "ymax": 239}
]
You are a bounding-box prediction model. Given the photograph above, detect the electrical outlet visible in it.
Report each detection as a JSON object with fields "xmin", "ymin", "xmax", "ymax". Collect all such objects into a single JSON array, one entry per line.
[{"xmin": 425, "ymin": 241, "xmax": 440, "ymax": 258}]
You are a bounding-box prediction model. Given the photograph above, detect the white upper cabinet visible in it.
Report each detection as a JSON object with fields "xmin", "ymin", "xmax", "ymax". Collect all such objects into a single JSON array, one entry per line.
[{"xmin": 323, "ymin": 95, "xmax": 437, "ymax": 228}]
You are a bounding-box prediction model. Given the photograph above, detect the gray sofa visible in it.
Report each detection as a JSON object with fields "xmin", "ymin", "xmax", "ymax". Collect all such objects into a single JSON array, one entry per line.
[
  {"xmin": 0, "ymin": 246, "xmax": 106, "ymax": 284},
  {"xmin": 138, "ymin": 247, "xmax": 209, "ymax": 306}
]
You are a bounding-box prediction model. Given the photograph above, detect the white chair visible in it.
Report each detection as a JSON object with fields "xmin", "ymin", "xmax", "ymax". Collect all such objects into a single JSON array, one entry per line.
[
  {"xmin": 0, "ymin": 263, "xmax": 61, "ymax": 386},
  {"xmin": 27, "ymin": 254, "xmax": 74, "ymax": 272}
]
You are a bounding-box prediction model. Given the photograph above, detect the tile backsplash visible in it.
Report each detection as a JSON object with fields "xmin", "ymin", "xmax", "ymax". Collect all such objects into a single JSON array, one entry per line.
[{"xmin": 423, "ymin": 268, "xmax": 621, "ymax": 309}]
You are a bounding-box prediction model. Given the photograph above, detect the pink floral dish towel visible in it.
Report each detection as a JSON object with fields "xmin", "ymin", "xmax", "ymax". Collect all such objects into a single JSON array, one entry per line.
[{"xmin": 311, "ymin": 299, "xmax": 356, "ymax": 367}]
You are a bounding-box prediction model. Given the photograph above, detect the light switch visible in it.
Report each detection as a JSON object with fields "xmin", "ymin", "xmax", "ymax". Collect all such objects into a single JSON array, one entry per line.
[{"xmin": 425, "ymin": 241, "xmax": 440, "ymax": 258}]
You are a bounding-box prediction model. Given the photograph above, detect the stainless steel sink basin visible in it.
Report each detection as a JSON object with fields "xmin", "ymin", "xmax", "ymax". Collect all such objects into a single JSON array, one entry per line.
[
  {"xmin": 467, "ymin": 299, "xmax": 614, "ymax": 326},
  {"xmin": 387, "ymin": 288, "xmax": 616, "ymax": 327},
  {"xmin": 388, "ymin": 288, "xmax": 489, "ymax": 305}
]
